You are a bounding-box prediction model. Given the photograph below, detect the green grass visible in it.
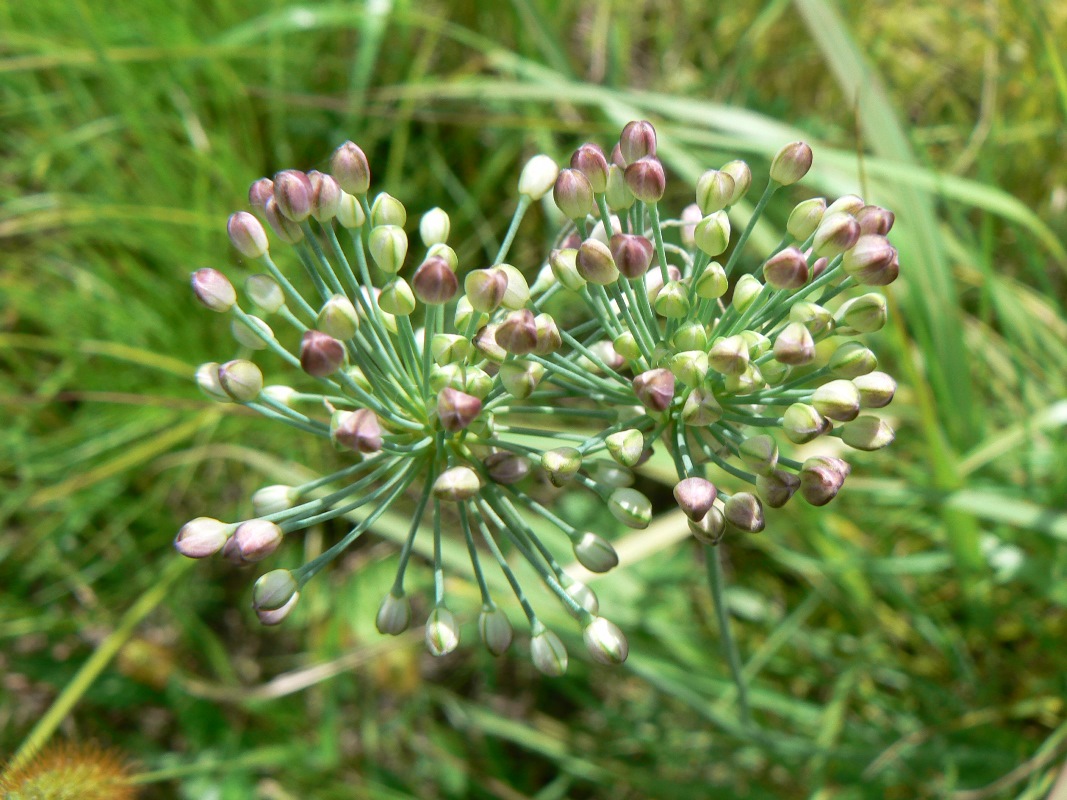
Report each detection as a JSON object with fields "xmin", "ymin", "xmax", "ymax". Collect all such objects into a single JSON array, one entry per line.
[{"xmin": 2, "ymin": 0, "xmax": 1067, "ymax": 797}]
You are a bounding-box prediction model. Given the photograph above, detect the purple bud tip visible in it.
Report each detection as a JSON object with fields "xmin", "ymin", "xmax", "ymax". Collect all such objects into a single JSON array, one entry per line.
[
  {"xmin": 610, "ymin": 233, "xmax": 654, "ymax": 279},
  {"xmin": 227, "ymin": 211, "xmax": 269, "ymax": 259},
  {"xmin": 333, "ymin": 408, "xmax": 383, "ymax": 453},
  {"xmin": 299, "ymin": 330, "xmax": 345, "ymax": 377},
  {"xmin": 624, "ymin": 157, "xmax": 666, "ymax": 204},
  {"xmin": 248, "ymin": 178, "xmax": 274, "ymax": 211},
  {"xmin": 570, "ymin": 143, "xmax": 610, "ymax": 193},
  {"xmin": 632, "ymin": 368, "xmax": 675, "ymax": 412},
  {"xmin": 674, "ymin": 477, "xmax": 718, "ymax": 521},
  {"xmin": 331, "ymin": 140, "xmax": 371, "ymax": 195},
  {"xmin": 272, "ymin": 169, "xmax": 313, "ymax": 222},
  {"xmin": 438, "ymin": 387, "xmax": 482, "ymax": 432},
  {"xmin": 619, "ymin": 120, "xmax": 657, "ymax": 165},
  {"xmin": 233, "ymin": 519, "xmax": 283, "ymax": 563},
  {"xmin": 412, "ymin": 256, "xmax": 459, "ymax": 305},
  {"xmin": 190, "ymin": 268, "xmax": 236, "ymax": 312},
  {"xmin": 553, "ymin": 168, "xmax": 594, "ymax": 220}
]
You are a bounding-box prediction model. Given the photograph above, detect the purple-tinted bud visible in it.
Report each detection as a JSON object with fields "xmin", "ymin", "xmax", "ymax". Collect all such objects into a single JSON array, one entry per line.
[
  {"xmin": 256, "ymin": 591, "xmax": 300, "ymax": 625},
  {"xmin": 576, "ymin": 238, "xmax": 619, "ymax": 285},
  {"xmin": 609, "ymin": 233, "xmax": 654, "ymax": 279},
  {"xmin": 331, "ymin": 140, "xmax": 371, "ymax": 195},
  {"xmin": 810, "ymin": 256, "xmax": 830, "ymax": 280},
  {"xmin": 632, "ymin": 368, "xmax": 675, "ymax": 413},
  {"xmin": 248, "ymin": 178, "xmax": 274, "ymax": 211},
  {"xmin": 799, "ymin": 455, "xmax": 851, "ymax": 506},
  {"xmin": 432, "ymin": 466, "xmax": 481, "ymax": 502},
  {"xmin": 689, "ymin": 506, "xmax": 726, "ymax": 545},
  {"xmin": 331, "ymin": 408, "xmax": 383, "ymax": 454},
  {"xmin": 533, "ymin": 313, "xmax": 562, "ymax": 355},
  {"xmin": 855, "ymin": 204, "xmax": 895, "ymax": 236},
  {"xmin": 619, "ymin": 119, "xmax": 657, "ymax": 165},
  {"xmin": 624, "ymin": 156, "xmax": 666, "ymax": 204},
  {"xmin": 680, "ymin": 203, "xmax": 702, "ymax": 248},
  {"xmin": 272, "ymin": 169, "xmax": 313, "ymax": 222},
  {"xmin": 570, "ymin": 143, "xmax": 610, "ymax": 193},
  {"xmin": 762, "ymin": 247, "xmax": 810, "ymax": 290},
  {"xmin": 553, "ymin": 168, "xmax": 595, "ymax": 220},
  {"xmin": 233, "ymin": 519, "xmax": 283, "ymax": 563},
  {"xmin": 299, "ymin": 330, "xmax": 345, "ymax": 377},
  {"xmin": 674, "ymin": 477, "xmax": 718, "ymax": 521},
  {"xmin": 174, "ymin": 517, "xmax": 231, "ymax": 558},
  {"xmin": 464, "ymin": 267, "xmax": 508, "ymax": 313},
  {"xmin": 708, "ymin": 335, "xmax": 749, "ymax": 376},
  {"xmin": 191, "ymin": 268, "xmax": 236, "ymax": 312},
  {"xmin": 813, "ymin": 212, "xmax": 861, "ymax": 258},
  {"xmin": 843, "ymin": 234, "xmax": 898, "ymax": 285},
  {"xmin": 437, "ymin": 387, "xmax": 482, "ymax": 432},
  {"xmin": 307, "ymin": 171, "xmax": 342, "ymax": 221},
  {"xmin": 769, "ymin": 141, "xmax": 813, "ymax": 186},
  {"xmin": 484, "ymin": 451, "xmax": 530, "ymax": 485},
  {"xmin": 495, "ymin": 309, "xmax": 538, "ymax": 355},
  {"xmin": 412, "ymin": 256, "xmax": 459, "ymax": 305},
  {"xmin": 757, "ymin": 468, "xmax": 801, "ymax": 508},
  {"xmin": 773, "ymin": 321, "xmax": 816, "ymax": 366},
  {"xmin": 227, "ymin": 212, "xmax": 269, "ymax": 259},
  {"xmin": 263, "ymin": 197, "xmax": 304, "ymax": 243},
  {"xmin": 723, "ymin": 492, "xmax": 765, "ymax": 533}
]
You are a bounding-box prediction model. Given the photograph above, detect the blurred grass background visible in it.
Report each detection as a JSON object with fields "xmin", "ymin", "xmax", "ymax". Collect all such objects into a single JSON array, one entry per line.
[{"xmin": 2, "ymin": 0, "xmax": 1067, "ymax": 797}]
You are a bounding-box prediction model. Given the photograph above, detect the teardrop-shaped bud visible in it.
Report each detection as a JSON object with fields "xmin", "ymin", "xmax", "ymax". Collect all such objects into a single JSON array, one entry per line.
[
  {"xmin": 554, "ymin": 168, "xmax": 594, "ymax": 220},
  {"xmin": 672, "ymin": 321, "xmax": 708, "ymax": 352},
  {"xmin": 484, "ymin": 451, "xmax": 530, "ymax": 485},
  {"xmin": 478, "ymin": 606, "xmax": 513, "ymax": 656},
  {"xmin": 583, "ymin": 617, "xmax": 629, "ymax": 665},
  {"xmin": 695, "ymin": 261, "xmax": 729, "ymax": 299},
  {"xmin": 632, "ymin": 368, "xmax": 675, "ymax": 413},
  {"xmin": 464, "ymin": 267, "xmax": 509, "ymax": 312},
  {"xmin": 548, "ymin": 248, "xmax": 586, "ymax": 292},
  {"xmin": 174, "ymin": 517, "xmax": 231, "ymax": 558},
  {"xmin": 300, "ymin": 330, "xmax": 345, "ymax": 377},
  {"xmin": 674, "ymin": 477, "xmax": 717, "ymax": 521},
  {"xmin": 605, "ymin": 429, "xmax": 645, "ymax": 467},
  {"xmin": 252, "ymin": 485, "xmax": 295, "ymax": 516},
  {"xmin": 842, "ymin": 415, "xmax": 895, "ymax": 451},
  {"xmin": 605, "ymin": 164, "xmax": 635, "ymax": 211},
  {"xmin": 669, "ymin": 350, "xmax": 709, "ymax": 388},
  {"xmin": 773, "ymin": 321, "xmax": 816, "ymax": 366},
  {"xmin": 739, "ymin": 434, "xmax": 779, "ymax": 475},
  {"xmin": 619, "ymin": 119, "xmax": 657, "ymax": 164},
  {"xmin": 855, "ymin": 204, "xmax": 895, "ymax": 236},
  {"xmin": 263, "ymin": 197, "xmax": 303, "ymax": 243},
  {"xmin": 689, "ymin": 505, "xmax": 726, "ymax": 545},
  {"xmin": 756, "ymin": 468, "xmax": 801, "ymax": 508},
  {"xmin": 826, "ymin": 194, "xmax": 865, "ymax": 216},
  {"xmin": 608, "ymin": 487, "xmax": 652, "ymax": 529},
  {"xmin": 370, "ymin": 192, "xmax": 407, "ymax": 227},
  {"xmin": 570, "ymin": 143, "xmax": 610, "ymax": 193},
  {"xmin": 565, "ymin": 580, "xmax": 599, "ymax": 614},
  {"xmin": 432, "ymin": 465, "xmax": 482, "ymax": 501},
  {"xmin": 609, "ymin": 233, "xmax": 654, "ymax": 279},
  {"xmin": 252, "ymin": 569, "xmax": 299, "ymax": 613},
  {"xmin": 696, "ymin": 169, "xmax": 736, "ymax": 214},
  {"xmin": 813, "ymin": 212, "xmax": 861, "ymax": 258},
  {"xmin": 273, "ymin": 169, "xmax": 313, "ymax": 221},
  {"xmin": 412, "ymin": 256, "xmax": 458, "ymax": 305},
  {"xmin": 495, "ymin": 309, "xmax": 538, "ymax": 354},
  {"xmin": 431, "ymin": 333, "xmax": 470, "ymax": 366},
  {"xmin": 723, "ymin": 492, "xmax": 765, "ymax": 533},
  {"xmin": 786, "ymin": 197, "xmax": 827, "ymax": 241},
  {"xmin": 763, "ymin": 247, "xmax": 810, "ymax": 290},
  {"xmin": 376, "ymin": 591, "xmax": 412, "ymax": 635},
  {"xmin": 531, "ymin": 627, "xmax": 568, "ymax": 676},
  {"xmin": 419, "ymin": 207, "xmax": 451, "ymax": 246},
  {"xmin": 533, "ymin": 313, "xmax": 562, "ymax": 355},
  {"xmin": 694, "ymin": 211, "xmax": 732, "ymax": 257},
  {"xmin": 853, "ymin": 371, "xmax": 896, "ymax": 408},
  {"xmin": 331, "ymin": 141, "xmax": 371, "ymax": 195},
  {"xmin": 720, "ymin": 160, "xmax": 752, "ymax": 205},
  {"xmin": 782, "ymin": 402, "xmax": 831, "ymax": 444},
  {"xmin": 335, "ymin": 191, "xmax": 366, "ymax": 228},
  {"xmin": 573, "ymin": 532, "xmax": 619, "ymax": 573},
  {"xmin": 625, "ymin": 156, "xmax": 666, "ymax": 203},
  {"xmin": 246, "ymin": 274, "xmax": 285, "ymax": 313},
  {"xmin": 812, "ymin": 379, "xmax": 862, "ymax": 422},
  {"xmin": 644, "ymin": 264, "xmax": 681, "ymax": 304},
  {"xmin": 378, "ymin": 277, "xmax": 416, "ymax": 316},
  {"xmin": 331, "ymin": 408, "xmax": 383, "ymax": 454},
  {"xmin": 227, "ymin": 212, "xmax": 270, "ymax": 259},
  {"xmin": 437, "ymin": 387, "xmax": 482, "ymax": 432},
  {"xmin": 191, "ymin": 268, "xmax": 236, "ymax": 312},
  {"xmin": 317, "ymin": 294, "xmax": 359, "ymax": 340},
  {"xmin": 708, "ymin": 335, "xmax": 749, "ymax": 376},
  {"xmin": 248, "ymin": 177, "xmax": 274, "ymax": 211},
  {"xmin": 541, "ymin": 446, "xmax": 582, "ymax": 487},
  {"xmin": 425, "ymin": 606, "xmax": 460, "ymax": 656},
  {"xmin": 230, "ymin": 314, "xmax": 272, "ymax": 350},
  {"xmin": 473, "ymin": 324, "xmax": 507, "ymax": 363},
  {"xmin": 499, "ymin": 359, "xmax": 545, "ymax": 399},
  {"xmin": 368, "ymin": 225, "xmax": 408, "ymax": 274},
  {"xmin": 682, "ymin": 385, "xmax": 723, "ymax": 426},
  {"xmin": 843, "ymin": 234, "xmax": 899, "ymax": 285},
  {"xmin": 217, "ymin": 359, "xmax": 263, "ymax": 401},
  {"xmin": 834, "ymin": 293, "xmax": 888, "ymax": 333},
  {"xmin": 799, "ymin": 455, "xmax": 851, "ymax": 506},
  {"xmin": 519, "ymin": 154, "xmax": 560, "ymax": 200},
  {"xmin": 576, "ymin": 238, "xmax": 619, "ymax": 285},
  {"xmin": 308, "ymin": 171, "xmax": 342, "ymax": 221},
  {"xmin": 769, "ymin": 141, "xmax": 813, "ymax": 186},
  {"xmin": 654, "ymin": 281, "xmax": 691, "ymax": 318},
  {"xmin": 233, "ymin": 519, "xmax": 283, "ymax": 563},
  {"xmin": 828, "ymin": 341, "xmax": 877, "ymax": 378}
]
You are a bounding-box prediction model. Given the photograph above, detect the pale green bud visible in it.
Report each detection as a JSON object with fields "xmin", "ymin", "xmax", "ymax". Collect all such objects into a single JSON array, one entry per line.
[
  {"xmin": 376, "ymin": 591, "xmax": 412, "ymax": 635},
  {"xmin": 592, "ymin": 461, "xmax": 634, "ymax": 488},
  {"xmin": 786, "ymin": 197, "xmax": 826, "ymax": 241},
  {"xmin": 497, "ymin": 263, "xmax": 531, "ymax": 310},
  {"xmin": 231, "ymin": 314, "xmax": 272, "ymax": 350},
  {"xmin": 853, "ymin": 371, "xmax": 896, "ymax": 407},
  {"xmin": 573, "ymin": 532, "xmax": 619, "ymax": 573},
  {"xmin": 576, "ymin": 239, "xmax": 619, "ymax": 285},
  {"xmin": 724, "ymin": 362, "xmax": 765, "ymax": 394},
  {"xmin": 783, "ymin": 402, "xmax": 831, "ymax": 444},
  {"xmin": 472, "ymin": 324, "xmax": 507, "ymax": 363},
  {"xmin": 812, "ymin": 379, "xmax": 862, "ymax": 422},
  {"xmin": 790, "ymin": 301, "xmax": 834, "ymax": 335},
  {"xmin": 478, "ymin": 606, "xmax": 513, "ymax": 656},
  {"xmin": 695, "ymin": 261, "xmax": 728, "ymax": 299},
  {"xmin": 426, "ymin": 242, "xmax": 458, "ymax": 272},
  {"xmin": 252, "ymin": 485, "xmax": 296, "ymax": 517},
  {"xmin": 842, "ymin": 415, "xmax": 895, "ymax": 450},
  {"xmin": 531, "ymin": 627, "xmax": 568, "ymax": 676},
  {"xmin": 761, "ymin": 359, "xmax": 790, "ymax": 385},
  {"xmin": 217, "ymin": 359, "xmax": 263, "ymax": 402},
  {"xmin": 433, "ymin": 466, "xmax": 481, "ymax": 501},
  {"xmin": 731, "ymin": 274, "xmax": 763, "ymax": 313},
  {"xmin": 769, "ymin": 141, "xmax": 813, "ymax": 186},
  {"xmin": 196, "ymin": 362, "xmax": 231, "ymax": 402},
  {"xmin": 370, "ymin": 192, "xmax": 407, "ymax": 227},
  {"xmin": 583, "ymin": 617, "xmax": 629, "ymax": 665},
  {"xmin": 834, "ymin": 293, "xmax": 888, "ymax": 333},
  {"xmin": 605, "ymin": 429, "xmax": 645, "ymax": 467},
  {"xmin": 605, "ymin": 164, "xmax": 636, "ymax": 211},
  {"xmin": 453, "ymin": 295, "xmax": 487, "ymax": 331},
  {"xmin": 419, "ymin": 207, "xmax": 450, "ymax": 246},
  {"xmin": 772, "ymin": 321, "xmax": 816, "ymax": 366},
  {"xmin": 425, "ymin": 606, "xmax": 460, "ymax": 656},
  {"xmin": 549, "ymin": 248, "xmax": 587, "ymax": 292},
  {"xmin": 518, "ymin": 154, "xmax": 560, "ymax": 201},
  {"xmin": 608, "ymin": 487, "xmax": 652, "ymax": 529},
  {"xmin": 533, "ymin": 314, "xmax": 562, "ymax": 355},
  {"xmin": 378, "ymin": 277, "xmax": 416, "ymax": 316},
  {"xmin": 369, "ymin": 224, "xmax": 408, "ymax": 273},
  {"xmin": 654, "ymin": 280, "xmax": 691, "ymax": 318},
  {"xmin": 431, "ymin": 333, "xmax": 470, "ymax": 366},
  {"xmin": 739, "ymin": 434, "xmax": 779, "ymax": 476},
  {"xmin": 499, "ymin": 359, "xmax": 545, "ymax": 399},
  {"xmin": 464, "ymin": 367, "xmax": 493, "ymax": 399},
  {"xmin": 694, "ymin": 211, "xmax": 731, "ymax": 256},
  {"xmin": 708, "ymin": 335, "xmax": 749, "ymax": 376},
  {"xmin": 741, "ymin": 329, "xmax": 771, "ymax": 357},
  {"xmin": 672, "ymin": 322, "xmax": 708, "ymax": 352},
  {"xmin": 719, "ymin": 160, "xmax": 752, "ymax": 205},
  {"xmin": 565, "ymin": 580, "xmax": 599, "ymax": 615},
  {"xmin": 696, "ymin": 169, "xmax": 736, "ymax": 214},
  {"xmin": 335, "ymin": 192, "xmax": 366, "ymax": 228},
  {"xmin": 317, "ymin": 294, "xmax": 359, "ymax": 340},
  {"xmin": 681, "ymin": 385, "xmax": 723, "ymax": 426},
  {"xmin": 669, "ymin": 350, "xmax": 709, "ymax": 388},
  {"xmin": 826, "ymin": 194, "xmax": 865, "ymax": 216},
  {"xmin": 261, "ymin": 384, "xmax": 297, "ymax": 406},
  {"xmin": 245, "ymin": 274, "xmax": 285, "ymax": 314},
  {"xmin": 252, "ymin": 569, "xmax": 298, "ymax": 613},
  {"xmin": 829, "ymin": 341, "xmax": 877, "ymax": 378},
  {"xmin": 542, "ymin": 447, "xmax": 582, "ymax": 486}
]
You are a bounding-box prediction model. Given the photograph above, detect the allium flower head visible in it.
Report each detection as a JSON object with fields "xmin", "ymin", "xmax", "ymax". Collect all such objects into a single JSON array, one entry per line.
[{"xmin": 182, "ymin": 123, "xmax": 899, "ymax": 673}]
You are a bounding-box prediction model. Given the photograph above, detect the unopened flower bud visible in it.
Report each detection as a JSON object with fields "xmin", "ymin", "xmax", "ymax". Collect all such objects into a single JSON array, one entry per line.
[
  {"xmin": 252, "ymin": 485, "xmax": 295, "ymax": 516},
  {"xmin": 492, "ymin": 310, "xmax": 535, "ymax": 356},
  {"xmin": 689, "ymin": 505, "xmax": 726, "ymax": 545},
  {"xmin": 252, "ymin": 568, "xmax": 298, "ymax": 614},
  {"xmin": 263, "ymin": 197, "xmax": 303, "ymax": 243},
  {"xmin": 317, "ymin": 294, "xmax": 359, "ymax": 340},
  {"xmin": 605, "ymin": 164, "xmax": 635, "ymax": 210},
  {"xmin": 720, "ymin": 159, "xmax": 752, "ymax": 205},
  {"xmin": 609, "ymin": 234, "xmax": 654, "ymax": 280},
  {"xmin": 419, "ymin": 207, "xmax": 450, "ymax": 246},
  {"xmin": 531, "ymin": 627, "xmax": 568, "ymax": 676},
  {"xmin": 478, "ymin": 606, "xmax": 513, "ymax": 656},
  {"xmin": 725, "ymin": 362, "xmax": 766, "ymax": 394},
  {"xmin": 696, "ymin": 169, "xmax": 736, "ymax": 214},
  {"xmin": 786, "ymin": 197, "xmax": 827, "ymax": 241},
  {"xmin": 644, "ymin": 264, "xmax": 681, "ymax": 304},
  {"xmin": 175, "ymin": 517, "xmax": 231, "ymax": 558},
  {"xmin": 855, "ymin": 204, "xmax": 895, "ymax": 236},
  {"xmin": 783, "ymin": 402, "xmax": 831, "ymax": 443},
  {"xmin": 834, "ymin": 293, "xmax": 887, "ymax": 333},
  {"xmin": 680, "ymin": 203, "xmax": 702, "ymax": 247},
  {"xmin": 853, "ymin": 371, "xmax": 896, "ymax": 407},
  {"xmin": 464, "ymin": 267, "xmax": 509, "ymax": 312},
  {"xmin": 437, "ymin": 387, "xmax": 482, "ymax": 432},
  {"xmin": 499, "ymin": 359, "xmax": 544, "ymax": 399},
  {"xmin": 256, "ymin": 591, "xmax": 300, "ymax": 625},
  {"xmin": 790, "ymin": 301, "xmax": 834, "ymax": 335},
  {"xmin": 271, "ymin": 170, "xmax": 313, "ymax": 222},
  {"xmin": 370, "ymin": 192, "xmax": 407, "ymax": 227},
  {"xmin": 548, "ymin": 248, "xmax": 586, "ymax": 292},
  {"xmin": 651, "ymin": 281, "xmax": 688, "ymax": 318},
  {"xmin": 376, "ymin": 591, "xmax": 411, "ymax": 635},
  {"xmin": 731, "ymin": 274, "xmax": 763, "ymax": 313},
  {"xmin": 261, "ymin": 384, "xmax": 297, "ymax": 407},
  {"xmin": 763, "ymin": 247, "xmax": 810, "ymax": 290},
  {"xmin": 813, "ymin": 212, "xmax": 861, "ymax": 258},
  {"xmin": 426, "ymin": 243, "xmax": 458, "ymax": 272},
  {"xmin": 593, "ymin": 461, "xmax": 633, "ymax": 488},
  {"xmin": 452, "ymin": 295, "xmax": 484, "ymax": 332},
  {"xmin": 773, "ymin": 321, "xmax": 816, "ymax": 366},
  {"xmin": 246, "ymin": 274, "xmax": 285, "ymax": 313},
  {"xmin": 227, "ymin": 212, "xmax": 269, "ymax": 259},
  {"xmin": 757, "ymin": 468, "xmax": 801, "ymax": 508},
  {"xmin": 842, "ymin": 415, "xmax": 895, "ymax": 451},
  {"xmin": 541, "ymin": 446, "xmax": 582, "ymax": 486},
  {"xmin": 843, "ymin": 234, "xmax": 899, "ymax": 286},
  {"xmin": 828, "ymin": 341, "xmax": 877, "ymax": 378},
  {"xmin": 196, "ymin": 362, "xmax": 230, "ymax": 402},
  {"xmin": 799, "ymin": 455, "xmax": 851, "ymax": 506},
  {"xmin": 812, "ymin": 379, "xmax": 862, "ymax": 421},
  {"xmin": 368, "ymin": 224, "xmax": 408, "ymax": 274},
  {"xmin": 695, "ymin": 261, "xmax": 729, "ymax": 298},
  {"xmin": 432, "ymin": 466, "xmax": 481, "ymax": 501},
  {"xmin": 307, "ymin": 171, "xmax": 342, "ymax": 221},
  {"xmin": 332, "ymin": 408, "xmax": 383, "ymax": 454},
  {"xmin": 826, "ymin": 194, "xmax": 865, "ymax": 216},
  {"xmin": 682, "ymin": 385, "xmax": 723, "ymax": 426},
  {"xmin": 233, "ymin": 519, "xmax": 283, "ymax": 563},
  {"xmin": 335, "ymin": 192, "xmax": 366, "ymax": 228},
  {"xmin": 604, "ymin": 429, "xmax": 644, "ymax": 467},
  {"xmin": 554, "ymin": 168, "xmax": 594, "ymax": 220},
  {"xmin": 426, "ymin": 606, "xmax": 460, "ymax": 656},
  {"xmin": 533, "ymin": 313, "xmax": 562, "ymax": 355},
  {"xmin": 218, "ymin": 359, "xmax": 263, "ymax": 401},
  {"xmin": 331, "ymin": 141, "xmax": 371, "ymax": 195},
  {"xmin": 770, "ymin": 141, "xmax": 813, "ymax": 185},
  {"xmin": 583, "ymin": 617, "xmax": 628, "ymax": 665},
  {"xmin": 473, "ymin": 324, "xmax": 507, "ymax": 363},
  {"xmin": 248, "ymin": 177, "xmax": 274, "ymax": 211},
  {"xmin": 708, "ymin": 335, "xmax": 749, "ymax": 376},
  {"xmin": 518, "ymin": 154, "xmax": 560, "ymax": 200},
  {"xmin": 619, "ymin": 119, "xmax": 657, "ymax": 164},
  {"xmin": 412, "ymin": 256, "xmax": 458, "ymax": 305},
  {"xmin": 484, "ymin": 451, "xmax": 530, "ymax": 485},
  {"xmin": 430, "ymin": 333, "xmax": 470, "ymax": 366},
  {"xmin": 231, "ymin": 314, "xmax": 272, "ymax": 349},
  {"xmin": 674, "ymin": 477, "xmax": 717, "ymax": 521},
  {"xmin": 608, "ymin": 487, "xmax": 652, "ymax": 529},
  {"xmin": 723, "ymin": 492, "xmax": 765, "ymax": 532},
  {"xmin": 300, "ymin": 330, "xmax": 345, "ymax": 377},
  {"xmin": 632, "ymin": 368, "xmax": 675, "ymax": 413},
  {"xmin": 670, "ymin": 323, "xmax": 706, "ymax": 354},
  {"xmin": 575, "ymin": 238, "xmax": 619, "ymax": 285},
  {"xmin": 625, "ymin": 156, "xmax": 666, "ymax": 203},
  {"xmin": 191, "ymin": 268, "xmax": 236, "ymax": 312},
  {"xmin": 739, "ymin": 434, "xmax": 779, "ymax": 475},
  {"xmin": 573, "ymin": 531, "xmax": 619, "ymax": 573},
  {"xmin": 570, "ymin": 143, "xmax": 610, "ymax": 193},
  {"xmin": 378, "ymin": 277, "xmax": 416, "ymax": 316}
]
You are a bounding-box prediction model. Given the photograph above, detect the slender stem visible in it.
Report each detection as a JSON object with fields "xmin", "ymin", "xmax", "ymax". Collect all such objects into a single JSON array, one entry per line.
[
  {"xmin": 494, "ymin": 195, "xmax": 532, "ymax": 263},
  {"xmin": 647, "ymin": 202, "xmax": 670, "ymax": 283},
  {"xmin": 705, "ymin": 545, "xmax": 752, "ymax": 727}
]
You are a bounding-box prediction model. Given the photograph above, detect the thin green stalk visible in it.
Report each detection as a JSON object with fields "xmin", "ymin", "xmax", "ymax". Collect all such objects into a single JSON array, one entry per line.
[{"xmin": 705, "ymin": 545, "xmax": 753, "ymax": 728}]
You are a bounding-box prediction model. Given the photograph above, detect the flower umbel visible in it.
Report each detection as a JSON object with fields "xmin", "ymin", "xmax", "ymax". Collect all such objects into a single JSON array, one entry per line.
[{"xmin": 182, "ymin": 124, "xmax": 899, "ymax": 674}]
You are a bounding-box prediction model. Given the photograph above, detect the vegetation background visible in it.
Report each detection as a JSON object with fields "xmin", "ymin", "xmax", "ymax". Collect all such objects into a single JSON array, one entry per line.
[{"xmin": 2, "ymin": 0, "xmax": 1066, "ymax": 797}]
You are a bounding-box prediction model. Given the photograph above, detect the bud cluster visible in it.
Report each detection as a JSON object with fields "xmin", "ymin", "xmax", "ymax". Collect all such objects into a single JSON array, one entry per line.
[{"xmin": 181, "ymin": 122, "xmax": 898, "ymax": 672}]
